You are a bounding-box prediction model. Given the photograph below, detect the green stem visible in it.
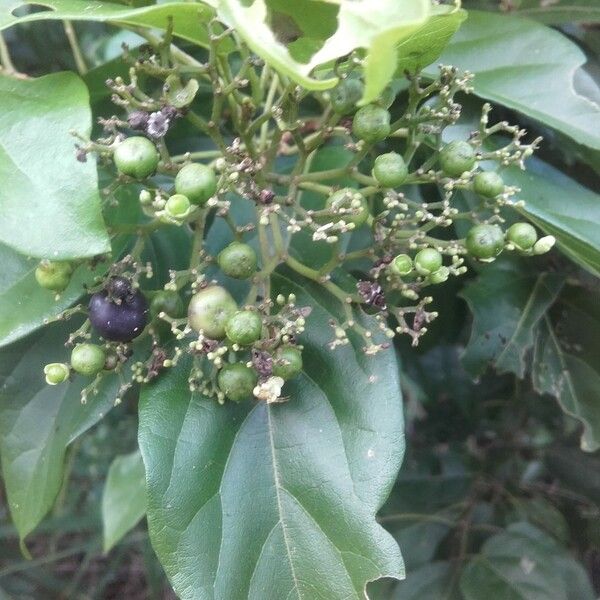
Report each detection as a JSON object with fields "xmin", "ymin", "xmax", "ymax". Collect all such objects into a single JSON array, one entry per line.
[
  {"xmin": 63, "ymin": 21, "xmax": 87, "ymax": 75},
  {"xmin": 0, "ymin": 32, "xmax": 16, "ymax": 74}
]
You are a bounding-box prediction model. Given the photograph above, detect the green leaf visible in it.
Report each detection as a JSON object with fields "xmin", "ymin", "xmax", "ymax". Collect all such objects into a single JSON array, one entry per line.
[
  {"xmin": 139, "ymin": 273, "xmax": 405, "ymax": 600},
  {"xmin": 544, "ymin": 446, "xmax": 600, "ymax": 505},
  {"xmin": 102, "ymin": 450, "xmax": 147, "ymax": 553},
  {"xmin": 460, "ymin": 266, "xmax": 563, "ymax": 378},
  {"xmin": 460, "ymin": 522, "xmax": 594, "ymax": 600},
  {"xmin": 394, "ymin": 6, "xmax": 467, "ymax": 76},
  {"xmin": 504, "ymin": 156, "xmax": 600, "ymax": 278},
  {"xmin": 392, "ymin": 561, "xmax": 459, "ymax": 600},
  {"xmin": 431, "ymin": 11, "xmax": 600, "ymax": 150},
  {"xmin": 0, "ymin": 324, "xmax": 121, "ymax": 542},
  {"xmin": 0, "ymin": 242, "xmax": 109, "ymax": 348},
  {"xmin": 215, "ymin": 0, "xmax": 430, "ymax": 99},
  {"xmin": 0, "ymin": 72, "xmax": 109, "ymax": 259},
  {"xmin": 518, "ymin": 0, "xmax": 600, "ymax": 24},
  {"xmin": 0, "ymin": 1, "xmax": 217, "ymax": 49},
  {"xmin": 533, "ymin": 317, "xmax": 600, "ymax": 452}
]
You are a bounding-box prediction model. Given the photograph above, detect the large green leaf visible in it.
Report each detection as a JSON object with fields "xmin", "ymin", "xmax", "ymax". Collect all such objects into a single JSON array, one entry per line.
[
  {"xmin": 392, "ymin": 561, "xmax": 459, "ymax": 600},
  {"xmin": 216, "ymin": 0, "xmax": 430, "ymax": 100},
  {"xmin": 431, "ymin": 11, "xmax": 600, "ymax": 150},
  {"xmin": 533, "ymin": 317, "xmax": 600, "ymax": 452},
  {"xmin": 0, "ymin": 324, "xmax": 120, "ymax": 542},
  {"xmin": 394, "ymin": 6, "xmax": 467, "ymax": 76},
  {"xmin": 518, "ymin": 0, "xmax": 600, "ymax": 24},
  {"xmin": 102, "ymin": 450, "xmax": 147, "ymax": 552},
  {"xmin": 460, "ymin": 266, "xmax": 563, "ymax": 378},
  {"xmin": 139, "ymin": 273, "xmax": 405, "ymax": 599},
  {"xmin": 0, "ymin": 1, "xmax": 215, "ymax": 48},
  {"xmin": 460, "ymin": 522, "xmax": 594, "ymax": 600},
  {"xmin": 0, "ymin": 72, "xmax": 109, "ymax": 259},
  {"xmin": 504, "ymin": 156, "xmax": 600, "ymax": 278}
]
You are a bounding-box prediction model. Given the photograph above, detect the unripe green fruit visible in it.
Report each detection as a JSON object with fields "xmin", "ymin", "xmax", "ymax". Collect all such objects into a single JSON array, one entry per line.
[
  {"xmin": 439, "ymin": 140, "xmax": 476, "ymax": 177},
  {"xmin": 70, "ymin": 343, "xmax": 106, "ymax": 377},
  {"xmin": 165, "ymin": 193, "xmax": 191, "ymax": 218},
  {"xmin": 272, "ymin": 346, "xmax": 303, "ymax": 381},
  {"xmin": 44, "ymin": 362, "xmax": 70, "ymax": 385},
  {"xmin": 389, "ymin": 254, "xmax": 413, "ymax": 276},
  {"xmin": 225, "ymin": 310, "xmax": 263, "ymax": 346},
  {"xmin": 139, "ymin": 189, "xmax": 152, "ymax": 205},
  {"xmin": 506, "ymin": 222, "xmax": 537, "ymax": 251},
  {"xmin": 325, "ymin": 188, "xmax": 369, "ymax": 227},
  {"xmin": 373, "ymin": 152, "xmax": 408, "ymax": 188},
  {"xmin": 466, "ymin": 224, "xmax": 505, "ymax": 260},
  {"xmin": 429, "ymin": 266, "xmax": 450, "ymax": 285},
  {"xmin": 35, "ymin": 260, "xmax": 73, "ymax": 292},
  {"xmin": 218, "ymin": 363, "xmax": 257, "ymax": 402},
  {"xmin": 150, "ymin": 290, "xmax": 184, "ymax": 320},
  {"xmin": 175, "ymin": 163, "xmax": 217, "ymax": 205},
  {"xmin": 188, "ymin": 286, "xmax": 237, "ymax": 339},
  {"xmin": 473, "ymin": 171, "xmax": 504, "ymax": 198},
  {"xmin": 114, "ymin": 136, "xmax": 159, "ymax": 179},
  {"xmin": 218, "ymin": 242, "xmax": 258, "ymax": 279},
  {"xmin": 331, "ymin": 78, "xmax": 364, "ymax": 114},
  {"xmin": 352, "ymin": 104, "xmax": 391, "ymax": 143},
  {"xmin": 415, "ymin": 248, "xmax": 443, "ymax": 275}
]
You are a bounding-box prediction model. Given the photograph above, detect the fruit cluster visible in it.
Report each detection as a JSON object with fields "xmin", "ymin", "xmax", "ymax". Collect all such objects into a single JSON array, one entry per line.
[{"xmin": 39, "ymin": 25, "xmax": 554, "ymax": 404}]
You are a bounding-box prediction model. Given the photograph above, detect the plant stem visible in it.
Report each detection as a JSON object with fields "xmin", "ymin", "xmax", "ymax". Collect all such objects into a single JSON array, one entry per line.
[
  {"xmin": 63, "ymin": 21, "xmax": 87, "ymax": 75},
  {"xmin": 0, "ymin": 32, "xmax": 16, "ymax": 74}
]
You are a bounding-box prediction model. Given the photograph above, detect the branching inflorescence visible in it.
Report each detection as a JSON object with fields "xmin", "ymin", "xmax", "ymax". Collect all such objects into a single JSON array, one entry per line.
[{"xmin": 40, "ymin": 19, "xmax": 554, "ymax": 405}]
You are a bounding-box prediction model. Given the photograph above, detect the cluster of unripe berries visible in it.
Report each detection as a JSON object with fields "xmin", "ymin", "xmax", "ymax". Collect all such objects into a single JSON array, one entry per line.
[{"xmin": 41, "ymin": 245, "xmax": 302, "ymax": 403}]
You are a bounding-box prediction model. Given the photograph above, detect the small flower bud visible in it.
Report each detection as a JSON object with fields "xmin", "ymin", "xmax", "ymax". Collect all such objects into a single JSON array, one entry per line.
[
  {"xmin": 44, "ymin": 363, "xmax": 70, "ymax": 385},
  {"xmin": 533, "ymin": 235, "xmax": 556, "ymax": 255}
]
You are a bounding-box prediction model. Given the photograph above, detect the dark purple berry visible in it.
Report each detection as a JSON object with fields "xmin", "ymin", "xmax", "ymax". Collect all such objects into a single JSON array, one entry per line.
[{"xmin": 89, "ymin": 287, "xmax": 149, "ymax": 342}]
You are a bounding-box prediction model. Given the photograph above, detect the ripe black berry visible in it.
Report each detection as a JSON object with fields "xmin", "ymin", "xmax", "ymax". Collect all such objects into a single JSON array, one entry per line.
[{"xmin": 89, "ymin": 283, "xmax": 149, "ymax": 342}]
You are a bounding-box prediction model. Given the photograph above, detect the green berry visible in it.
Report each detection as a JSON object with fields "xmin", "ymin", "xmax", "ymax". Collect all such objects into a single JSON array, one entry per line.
[
  {"xmin": 373, "ymin": 152, "xmax": 408, "ymax": 188},
  {"xmin": 439, "ymin": 141, "xmax": 476, "ymax": 177},
  {"xmin": 165, "ymin": 193, "xmax": 191, "ymax": 218},
  {"xmin": 352, "ymin": 104, "xmax": 391, "ymax": 143},
  {"xmin": 139, "ymin": 189, "xmax": 152, "ymax": 205},
  {"xmin": 466, "ymin": 224, "xmax": 505, "ymax": 260},
  {"xmin": 35, "ymin": 260, "xmax": 73, "ymax": 292},
  {"xmin": 218, "ymin": 242, "xmax": 258, "ymax": 280},
  {"xmin": 389, "ymin": 254, "xmax": 413, "ymax": 276},
  {"xmin": 44, "ymin": 362, "xmax": 69, "ymax": 385},
  {"xmin": 70, "ymin": 343, "xmax": 106, "ymax": 377},
  {"xmin": 188, "ymin": 286, "xmax": 237, "ymax": 339},
  {"xmin": 218, "ymin": 363, "xmax": 257, "ymax": 402},
  {"xmin": 175, "ymin": 163, "xmax": 217, "ymax": 205},
  {"xmin": 272, "ymin": 346, "xmax": 303, "ymax": 381},
  {"xmin": 331, "ymin": 78, "xmax": 364, "ymax": 114},
  {"xmin": 114, "ymin": 136, "xmax": 159, "ymax": 179},
  {"xmin": 325, "ymin": 188, "xmax": 369, "ymax": 227},
  {"xmin": 414, "ymin": 248, "xmax": 443, "ymax": 276},
  {"xmin": 473, "ymin": 171, "xmax": 504, "ymax": 198},
  {"xmin": 225, "ymin": 310, "xmax": 263, "ymax": 346},
  {"xmin": 506, "ymin": 222, "xmax": 537, "ymax": 251},
  {"xmin": 429, "ymin": 266, "xmax": 450, "ymax": 285}
]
